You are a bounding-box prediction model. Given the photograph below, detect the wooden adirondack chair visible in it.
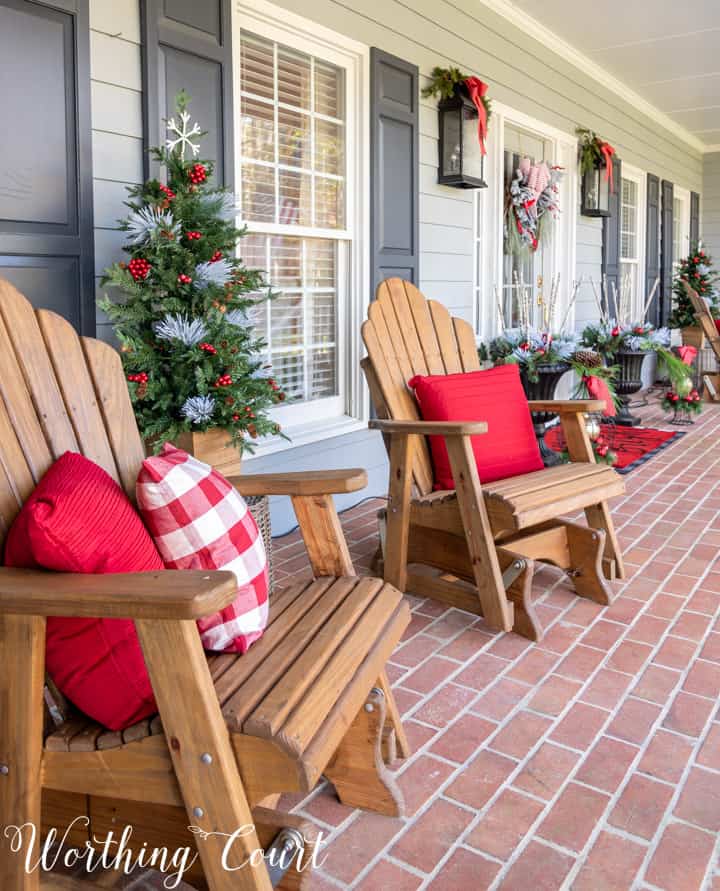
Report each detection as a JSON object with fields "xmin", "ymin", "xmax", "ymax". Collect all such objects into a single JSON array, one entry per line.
[
  {"xmin": 684, "ymin": 279, "xmax": 720, "ymax": 359},
  {"xmin": 361, "ymin": 278, "xmax": 626, "ymax": 642},
  {"xmin": 0, "ymin": 279, "xmax": 411, "ymax": 891}
]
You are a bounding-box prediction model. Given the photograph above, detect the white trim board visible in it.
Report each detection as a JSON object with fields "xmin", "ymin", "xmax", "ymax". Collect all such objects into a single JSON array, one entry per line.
[{"xmin": 479, "ymin": 0, "xmax": 708, "ymax": 155}]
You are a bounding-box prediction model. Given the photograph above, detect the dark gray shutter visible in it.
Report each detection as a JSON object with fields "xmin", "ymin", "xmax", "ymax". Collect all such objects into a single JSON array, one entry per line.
[
  {"xmin": 645, "ymin": 173, "xmax": 661, "ymax": 326},
  {"xmin": 690, "ymin": 191, "xmax": 700, "ymax": 245},
  {"xmin": 601, "ymin": 155, "xmax": 622, "ymax": 303},
  {"xmin": 660, "ymin": 180, "xmax": 674, "ymax": 325},
  {"xmin": 141, "ymin": 0, "xmax": 234, "ymax": 186},
  {"xmin": 370, "ymin": 48, "xmax": 419, "ymax": 293},
  {"xmin": 0, "ymin": 0, "xmax": 94, "ymax": 334}
]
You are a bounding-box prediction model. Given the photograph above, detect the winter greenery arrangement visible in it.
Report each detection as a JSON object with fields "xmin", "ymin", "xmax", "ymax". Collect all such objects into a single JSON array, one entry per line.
[
  {"xmin": 579, "ymin": 319, "xmax": 671, "ymax": 357},
  {"xmin": 100, "ymin": 93, "xmax": 284, "ymax": 452},
  {"xmin": 667, "ymin": 243, "xmax": 720, "ymax": 329},
  {"xmin": 421, "ymin": 66, "xmax": 492, "ymax": 120},
  {"xmin": 484, "ymin": 274, "xmax": 581, "ymax": 382},
  {"xmin": 504, "ymin": 158, "xmax": 563, "ymax": 257},
  {"xmin": 661, "ymin": 381, "xmax": 702, "ymax": 419},
  {"xmin": 575, "ymin": 127, "xmax": 615, "ymax": 181},
  {"xmin": 570, "ymin": 349, "xmax": 619, "ymax": 407}
]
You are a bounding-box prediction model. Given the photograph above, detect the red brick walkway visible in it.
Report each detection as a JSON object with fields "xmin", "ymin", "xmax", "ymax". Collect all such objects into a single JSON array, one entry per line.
[{"xmin": 271, "ymin": 402, "xmax": 720, "ymax": 890}]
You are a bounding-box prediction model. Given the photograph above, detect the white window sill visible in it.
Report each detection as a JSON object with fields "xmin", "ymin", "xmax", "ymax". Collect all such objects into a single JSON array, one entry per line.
[{"xmin": 242, "ymin": 415, "xmax": 370, "ymax": 462}]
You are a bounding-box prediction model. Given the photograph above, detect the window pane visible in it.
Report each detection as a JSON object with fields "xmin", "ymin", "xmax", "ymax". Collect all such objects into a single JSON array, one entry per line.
[
  {"xmin": 308, "ymin": 347, "xmax": 336, "ymax": 399},
  {"xmin": 269, "ymin": 236, "xmax": 302, "ymax": 287},
  {"xmin": 315, "ymin": 59, "xmax": 344, "ymax": 119},
  {"xmin": 270, "ymin": 291, "xmax": 303, "ymax": 349},
  {"xmin": 240, "ymin": 97, "xmax": 274, "ymax": 163},
  {"xmin": 278, "ymin": 106, "xmax": 311, "ymax": 168},
  {"xmin": 241, "ymin": 163, "xmax": 275, "ymax": 223},
  {"xmin": 277, "ymin": 45, "xmax": 311, "ymax": 108},
  {"xmin": 240, "ymin": 33, "xmax": 274, "ymax": 100},
  {"xmin": 306, "ymin": 239, "xmax": 335, "ymax": 287},
  {"xmin": 315, "ymin": 119, "xmax": 344, "ymax": 175},
  {"xmin": 315, "ymin": 176, "xmax": 344, "ymax": 228},
  {"xmin": 279, "ymin": 169, "xmax": 311, "ymax": 226},
  {"xmin": 309, "ymin": 290, "xmax": 336, "ymax": 343},
  {"xmin": 272, "ymin": 352, "xmax": 304, "ymax": 402}
]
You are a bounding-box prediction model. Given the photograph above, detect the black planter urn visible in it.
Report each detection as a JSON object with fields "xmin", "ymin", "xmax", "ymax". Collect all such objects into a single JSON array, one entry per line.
[
  {"xmin": 520, "ymin": 362, "xmax": 570, "ymax": 466},
  {"xmin": 614, "ymin": 350, "xmax": 648, "ymax": 427}
]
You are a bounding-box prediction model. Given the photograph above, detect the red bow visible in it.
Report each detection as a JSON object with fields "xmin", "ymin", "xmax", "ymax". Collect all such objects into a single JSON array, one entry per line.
[
  {"xmin": 599, "ymin": 142, "xmax": 615, "ymax": 194},
  {"xmin": 583, "ymin": 374, "xmax": 616, "ymax": 417},
  {"xmin": 464, "ymin": 77, "xmax": 488, "ymax": 155},
  {"xmin": 677, "ymin": 345, "xmax": 697, "ymax": 366}
]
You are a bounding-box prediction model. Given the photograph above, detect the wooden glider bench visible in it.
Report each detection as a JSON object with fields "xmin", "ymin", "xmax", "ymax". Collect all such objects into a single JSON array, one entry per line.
[
  {"xmin": 362, "ymin": 278, "xmax": 626, "ymax": 642},
  {"xmin": 683, "ymin": 279, "xmax": 720, "ymax": 398},
  {"xmin": 0, "ymin": 279, "xmax": 410, "ymax": 891}
]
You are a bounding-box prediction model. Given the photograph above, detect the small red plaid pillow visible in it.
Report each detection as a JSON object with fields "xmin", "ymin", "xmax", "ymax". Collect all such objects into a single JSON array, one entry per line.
[{"xmin": 137, "ymin": 443, "xmax": 269, "ymax": 653}]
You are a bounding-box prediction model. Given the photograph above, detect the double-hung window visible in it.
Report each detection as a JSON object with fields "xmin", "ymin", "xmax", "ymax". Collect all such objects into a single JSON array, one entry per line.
[
  {"xmin": 618, "ymin": 166, "xmax": 645, "ymax": 318},
  {"xmin": 235, "ymin": 11, "xmax": 364, "ymax": 434}
]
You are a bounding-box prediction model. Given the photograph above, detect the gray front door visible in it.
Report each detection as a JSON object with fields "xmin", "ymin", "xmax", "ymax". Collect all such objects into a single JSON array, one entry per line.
[{"xmin": 0, "ymin": 0, "xmax": 94, "ymax": 334}]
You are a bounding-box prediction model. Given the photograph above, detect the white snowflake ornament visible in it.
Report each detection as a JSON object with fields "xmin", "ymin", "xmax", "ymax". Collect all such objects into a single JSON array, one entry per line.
[{"xmin": 165, "ymin": 110, "xmax": 202, "ymax": 160}]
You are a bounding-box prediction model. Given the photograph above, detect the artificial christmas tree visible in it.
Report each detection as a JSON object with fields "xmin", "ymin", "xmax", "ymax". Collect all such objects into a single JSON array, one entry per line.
[
  {"xmin": 668, "ymin": 243, "xmax": 720, "ymax": 347},
  {"xmin": 101, "ymin": 92, "xmax": 283, "ymax": 469}
]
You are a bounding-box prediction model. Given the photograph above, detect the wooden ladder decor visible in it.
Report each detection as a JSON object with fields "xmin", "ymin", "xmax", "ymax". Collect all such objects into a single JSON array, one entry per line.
[{"xmin": 362, "ymin": 278, "xmax": 626, "ymax": 642}]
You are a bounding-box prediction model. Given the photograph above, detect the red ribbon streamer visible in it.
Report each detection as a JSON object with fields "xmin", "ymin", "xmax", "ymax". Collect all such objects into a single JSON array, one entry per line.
[
  {"xmin": 599, "ymin": 142, "xmax": 616, "ymax": 194},
  {"xmin": 677, "ymin": 345, "xmax": 697, "ymax": 366},
  {"xmin": 583, "ymin": 374, "xmax": 616, "ymax": 417},
  {"xmin": 464, "ymin": 77, "xmax": 488, "ymax": 155}
]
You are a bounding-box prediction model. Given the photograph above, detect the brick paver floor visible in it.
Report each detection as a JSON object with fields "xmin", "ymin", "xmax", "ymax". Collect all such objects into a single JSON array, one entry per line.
[{"xmin": 268, "ymin": 401, "xmax": 720, "ymax": 890}]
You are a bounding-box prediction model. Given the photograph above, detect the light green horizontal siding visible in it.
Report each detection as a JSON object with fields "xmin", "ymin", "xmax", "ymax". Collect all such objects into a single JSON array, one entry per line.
[{"xmin": 702, "ymin": 153, "xmax": 720, "ymax": 259}]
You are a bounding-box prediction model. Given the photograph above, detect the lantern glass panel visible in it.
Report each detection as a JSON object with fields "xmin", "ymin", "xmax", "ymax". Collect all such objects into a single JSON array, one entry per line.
[
  {"xmin": 461, "ymin": 102, "xmax": 483, "ymax": 182},
  {"xmin": 582, "ymin": 165, "xmax": 610, "ymax": 215},
  {"xmin": 442, "ymin": 106, "xmax": 462, "ymax": 177}
]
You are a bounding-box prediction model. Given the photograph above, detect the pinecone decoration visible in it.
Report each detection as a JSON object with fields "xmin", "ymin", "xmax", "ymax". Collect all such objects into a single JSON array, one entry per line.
[{"xmin": 573, "ymin": 349, "xmax": 602, "ymax": 368}]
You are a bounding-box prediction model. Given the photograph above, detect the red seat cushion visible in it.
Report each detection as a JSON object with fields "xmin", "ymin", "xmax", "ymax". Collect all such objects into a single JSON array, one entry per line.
[
  {"xmin": 409, "ymin": 365, "xmax": 543, "ymax": 490},
  {"xmin": 4, "ymin": 452, "xmax": 163, "ymax": 731},
  {"xmin": 715, "ymin": 319, "xmax": 720, "ymax": 336}
]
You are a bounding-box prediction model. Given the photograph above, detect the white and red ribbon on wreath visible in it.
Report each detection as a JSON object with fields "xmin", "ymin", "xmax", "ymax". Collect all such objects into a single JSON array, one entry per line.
[
  {"xmin": 599, "ymin": 141, "xmax": 616, "ymax": 193},
  {"xmin": 464, "ymin": 76, "xmax": 489, "ymax": 155}
]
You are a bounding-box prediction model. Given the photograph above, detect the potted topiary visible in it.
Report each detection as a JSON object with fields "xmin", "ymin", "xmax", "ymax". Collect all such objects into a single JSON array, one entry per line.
[{"xmin": 100, "ymin": 92, "xmax": 285, "ymax": 477}]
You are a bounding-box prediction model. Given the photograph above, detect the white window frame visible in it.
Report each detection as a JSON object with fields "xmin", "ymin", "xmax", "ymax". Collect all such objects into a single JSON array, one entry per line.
[
  {"xmin": 618, "ymin": 163, "xmax": 646, "ymax": 320},
  {"xmin": 673, "ymin": 185, "xmax": 691, "ymax": 269},
  {"xmin": 232, "ymin": 0, "xmax": 370, "ymax": 456},
  {"xmin": 474, "ymin": 103, "xmax": 578, "ymax": 341}
]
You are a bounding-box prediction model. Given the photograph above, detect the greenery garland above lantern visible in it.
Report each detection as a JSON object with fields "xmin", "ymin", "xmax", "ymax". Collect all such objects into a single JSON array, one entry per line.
[
  {"xmin": 575, "ymin": 127, "xmax": 614, "ymax": 176},
  {"xmin": 422, "ymin": 66, "xmax": 492, "ymax": 120}
]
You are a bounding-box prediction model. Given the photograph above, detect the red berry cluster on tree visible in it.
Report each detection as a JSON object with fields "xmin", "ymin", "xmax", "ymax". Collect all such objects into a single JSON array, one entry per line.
[
  {"xmin": 128, "ymin": 372, "xmax": 149, "ymax": 383},
  {"xmin": 215, "ymin": 374, "xmax": 232, "ymax": 387},
  {"xmin": 210, "ymin": 250, "xmax": 223, "ymax": 262},
  {"xmin": 188, "ymin": 163, "xmax": 207, "ymax": 184},
  {"xmin": 128, "ymin": 258, "xmax": 151, "ymax": 281},
  {"xmin": 177, "ymin": 273, "xmax": 192, "ymax": 284},
  {"xmin": 185, "ymin": 231, "xmax": 202, "ymax": 241},
  {"xmin": 199, "ymin": 342, "xmax": 217, "ymax": 355}
]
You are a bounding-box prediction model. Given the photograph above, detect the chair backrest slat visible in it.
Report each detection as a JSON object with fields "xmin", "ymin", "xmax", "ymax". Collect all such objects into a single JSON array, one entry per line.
[
  {"xmin": 82, "ymin": 336, "xmax": 147, "ymax": 502},
  {"xmin": 0, "ymin": 279, "xmax": 147, "ymax": 548},
  {"xmin": 38, "ymin": 310, "xmax": 121, "ymax": 485},
  {"xmin": 683, "ymin": 280, "xmax": 720, "ymax": 353},
  {"xmin": 362, "ymin": 278, "xmax": 482, "ymax": 496}
]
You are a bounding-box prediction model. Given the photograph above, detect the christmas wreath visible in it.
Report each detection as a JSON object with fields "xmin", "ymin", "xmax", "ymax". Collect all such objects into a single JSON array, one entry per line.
[{"xmin": 504, "ymin": 159, "xmax": 563, "ymax": 257}]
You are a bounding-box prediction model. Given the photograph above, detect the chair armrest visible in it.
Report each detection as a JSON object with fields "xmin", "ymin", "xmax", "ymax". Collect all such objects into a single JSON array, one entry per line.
[
  {"xmin": 0, "ymin": 568, "xmax": 237, "ymax": 619},
  {"xmin": 369, "ymin": 419, "xmax": 488, "ymax": 436},
  {"xmin": 228, "ymin": 469, "xmax": 367, "ymax": 497},
  {"xmin": 527, "ymin": 399, "xmax": 605, "ymax": 414}
]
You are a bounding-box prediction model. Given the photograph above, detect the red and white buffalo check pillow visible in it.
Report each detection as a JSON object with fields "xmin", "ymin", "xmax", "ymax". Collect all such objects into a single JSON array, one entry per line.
[{"xmin": 137, "ymin": 443, "xmax": 269, "ymax": 653}]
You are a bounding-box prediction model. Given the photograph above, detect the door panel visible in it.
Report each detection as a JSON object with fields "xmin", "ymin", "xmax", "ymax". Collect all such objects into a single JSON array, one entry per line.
[{"xmin": 0, "ymin": 0, "xmax": 94, "ymax": 333}]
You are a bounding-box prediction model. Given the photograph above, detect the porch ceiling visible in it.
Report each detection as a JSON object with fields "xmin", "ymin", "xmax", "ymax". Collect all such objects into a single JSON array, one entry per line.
[{"xmin": 502, "ymin": 0, "xmax": 720, "ymax": 150}]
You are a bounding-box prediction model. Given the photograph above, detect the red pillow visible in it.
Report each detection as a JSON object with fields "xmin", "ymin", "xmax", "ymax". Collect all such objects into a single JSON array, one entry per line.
[
  {"xmin": 715, "ymin": 319, "xmax": 720, "ymax": 336},
  {"xmin": 4, "ymin": 452, "xmax": 163, "ymax": 730},
  {"xmin": 409, "ymin": 365, "xmax": 543, "ymax": 490}
]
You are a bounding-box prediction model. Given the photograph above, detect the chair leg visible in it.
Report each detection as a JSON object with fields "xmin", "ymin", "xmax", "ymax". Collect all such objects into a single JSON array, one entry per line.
[
  {"xmin": 0, "ymin": 614, "xmax": 45, "ymax": 891},
  {"xmin": 135, "ymin": 618, "xmax": 273, "ymax": 891},
  {"xmin": 566, "ymin": 524, "xmax": 614, "ymax": 605},
  {"xmin": 376, "ymin": 671, "xmax": 411, "ymax": 760},
  {"xmin": 324, "ymin": 687, "xmax": 404, "ymax": 817},
  {"xmin": 496, "ymin": 549, "xmax": 542, "ymax": 641},
  {"xmin": 585, "ymin": 502, "xmax": 626, "ymax": 581}
]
